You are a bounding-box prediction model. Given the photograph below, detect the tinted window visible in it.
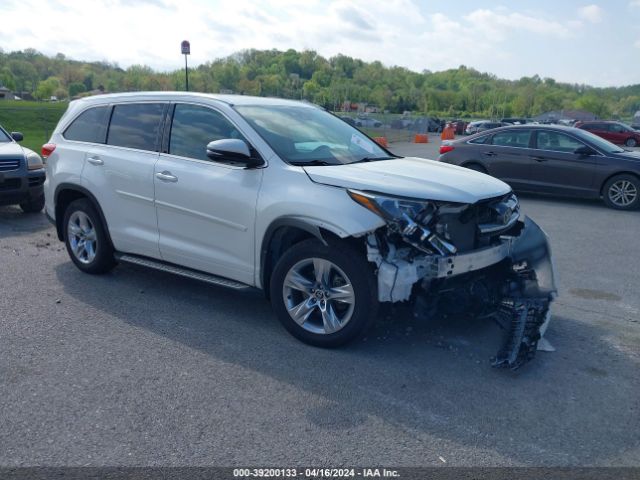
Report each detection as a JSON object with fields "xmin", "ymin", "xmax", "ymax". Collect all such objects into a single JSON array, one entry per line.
[
  {"xmin": 492, "ymin": 130, "xmax": 531, "ymax": 148},
  {"xmin": 609, "ymin": 123, "xmax": 628, "ymax": 133},
  {"xmin": 536, "ymin": 131, "xmax": 584, "ymax": 153},
  {"xmin": 64, "ymin": 106, "xmax": 109, "ymax": 143},
  {"xmin": 107, "ymin": 103, "xmax": 164, "ymax": 151},
  {"xmin": 468, "ymin": 134, "xmax": 490, "ymax": 144},
  {"xmin": 169, "ymin": 104, "xmax": 248, "ymax": 161}
]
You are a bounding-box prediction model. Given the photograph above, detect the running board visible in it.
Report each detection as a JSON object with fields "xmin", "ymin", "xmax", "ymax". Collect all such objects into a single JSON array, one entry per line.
[{"xmin": 116, "ymin": 254, "xmax": 251, "ymax": 290}]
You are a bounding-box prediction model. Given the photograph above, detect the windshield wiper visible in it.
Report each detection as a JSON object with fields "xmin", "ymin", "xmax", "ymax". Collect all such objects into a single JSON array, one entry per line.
[
  {"xmin": 289, "ymin": 159, "xmax": 338, "ymax": 166},
  {"xmin": 351, "ymin": 156, "xmax": 396, "ymax": 164}
]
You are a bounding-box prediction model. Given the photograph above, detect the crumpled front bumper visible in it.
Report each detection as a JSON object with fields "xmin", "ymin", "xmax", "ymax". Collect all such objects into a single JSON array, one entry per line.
[
  {"xmin": 369, "ymin": 215, "xmax": 557, "ymax": 370},
  {"xmin": 491, "ymin": 216, "xmax": 557, "ymax": 369}
]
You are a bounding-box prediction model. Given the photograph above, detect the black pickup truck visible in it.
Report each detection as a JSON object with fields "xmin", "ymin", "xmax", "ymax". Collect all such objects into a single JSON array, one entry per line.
[{"xmin": 0, "ymin": 125, "xmax": 45, "ymax": 213}]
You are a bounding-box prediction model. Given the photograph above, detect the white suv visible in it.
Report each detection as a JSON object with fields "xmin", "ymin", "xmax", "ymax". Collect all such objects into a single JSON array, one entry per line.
[{"xmin": 44, "ymin": 92, "xmax": 556, "ymax": 369}]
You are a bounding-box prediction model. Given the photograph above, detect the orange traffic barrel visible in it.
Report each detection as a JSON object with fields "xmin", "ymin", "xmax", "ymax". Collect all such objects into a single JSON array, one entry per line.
[
  {"xmin": 374, "ymin": 136, "xmax": 388, "ymax": 147},
  {"xmin": 414, "ymin": 134, "xmax": 429, "ymax": 143}
]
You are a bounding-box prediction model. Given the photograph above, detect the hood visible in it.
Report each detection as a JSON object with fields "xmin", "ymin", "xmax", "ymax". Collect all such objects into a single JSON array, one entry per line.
[
  {"xmin": 613, "ymin": 150, "xmax": 640, "ymax": 161},
  {"xmin": 303, "ymin": 157, "xmax": 511, "ymax": 204},
  {"xmin": 0, "ymin": 141, "xmax": 25, "ymax": 159}
]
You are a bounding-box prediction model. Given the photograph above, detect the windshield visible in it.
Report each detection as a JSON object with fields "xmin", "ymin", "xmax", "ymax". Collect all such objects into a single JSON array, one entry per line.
[
  {"xmin": 576, "ymin": 128, "xmax": 625, "ymax": 153},
  {"xmin": 234, "ymin": 105, "xmax": 394, "ymax": 165},
  {"xmin": 0, "ymin": 126, "xmax": 11, "ymax": 142}
]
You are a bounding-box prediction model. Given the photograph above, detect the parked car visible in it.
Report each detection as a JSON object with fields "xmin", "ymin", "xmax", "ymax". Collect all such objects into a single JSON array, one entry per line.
[
  {"xmin": 411, "ymin": 116, "xmax": 441, "ymax": 133},
  {"xmin": 576, "ymin": 121, "xmax": 640, "ymax": 147},
  {"xmin": 0, "ymin": 125, "xmax": 46, "ymax": 213},
  {"xmin": 390, "ymin": 117, "xmax": 414, "ymax": 130},
  {"xmin": 631, "ymin": 123, "xmax": 640, "ymax": 131},
  {"xmin": 449, "ymin": 119, "xmax": 468, "ymax": 135},
  {"xmin": 501, "ymin": 118, "xmax": 527, "ymax": 125},
  {"xmin": 339, "ymin": 116, "xmax": 356, "ymax": 127},
  {"xmin": 44, "ymin": 92, "xmax": 556, "ymax": 369},
  {"xmin": 355, "ymin": 116, "xmax": 382, "ymax": 128},
  {"xmin": 465, "ymin": 121, "xmax": 504, "ymax": 135},
  {"xmin": 439, "ymin": 124, "xmax": 640, "ymax": 210}
]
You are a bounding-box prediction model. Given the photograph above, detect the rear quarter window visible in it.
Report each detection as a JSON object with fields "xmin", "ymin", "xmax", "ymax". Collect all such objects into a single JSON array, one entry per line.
[
  {"xmin": 468, "ymin": 134, "xmax": 490, "ymax": 144},
  {"xmin": 63, "ymin": 106, "xmax": 110, "ymax": 143}
]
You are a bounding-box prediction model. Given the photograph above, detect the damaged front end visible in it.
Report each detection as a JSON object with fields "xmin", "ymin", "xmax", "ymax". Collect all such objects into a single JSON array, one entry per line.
[{"xmin": 348, "ymin": 189, "xmax": 557, "ymax": 370}]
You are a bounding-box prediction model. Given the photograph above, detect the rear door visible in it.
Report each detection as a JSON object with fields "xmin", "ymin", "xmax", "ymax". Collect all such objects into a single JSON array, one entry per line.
[
  {"xmin": 588, "ymin": 123, "xmax": 614, "ymax": 142},
  {"xmin": 477, "ymin": 129, "xmax": 533, "ymax": 188},
  {"xmin": 154, "ymin": 102, "xmax": 263, "ymax": 285},
  {"xmin": 608, "ymin": 123, "xmax": 628, "ymax": 144},
  {"xmin": 81, "ymin": 102, "xmax": 166, "ymax": 258},
  {"xmin": 527, "ymin": 129, "xmax": 597, "ymax": 196}
]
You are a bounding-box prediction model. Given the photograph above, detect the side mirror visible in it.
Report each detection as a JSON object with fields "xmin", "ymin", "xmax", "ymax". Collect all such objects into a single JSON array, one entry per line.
[
  {"xmin": 206, "ymin": 139, "xmax": 263, "ymax": 168},
  {"xmin": 574, "ymin": 145, "xmax": 595, "ymax": 156},
  {"xmin": 11, "ymin": 132, "xmax": 23, "ymax": 142}
]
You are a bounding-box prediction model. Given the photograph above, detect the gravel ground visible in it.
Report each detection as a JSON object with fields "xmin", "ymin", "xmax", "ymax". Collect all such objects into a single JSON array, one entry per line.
[{"xmin": 1, "ymin": 144, "xmax": 639, "ymax": 466}]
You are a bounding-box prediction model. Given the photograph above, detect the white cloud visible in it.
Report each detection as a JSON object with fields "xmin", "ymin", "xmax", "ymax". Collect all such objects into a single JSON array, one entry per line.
[
  {"xmin": 578, "ymin": 4, "xmax": 603, "ymax": 23},
  {"xmin": 0, "ymin": 0, "xmax": 636, "ymax": 86},
  {"xmin": 630, "ymin": 0, "xmax": 640, "ymax": 7},
  {"xmin": 635, "ymin": 39, "xmax": 640, "ymax": 49}
]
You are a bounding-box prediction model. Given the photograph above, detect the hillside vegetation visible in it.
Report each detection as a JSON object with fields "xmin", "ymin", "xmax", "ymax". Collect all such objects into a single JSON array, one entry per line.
[{"xmin": 1, "ymin": 48, "xmax": 639, "ymax": 121}]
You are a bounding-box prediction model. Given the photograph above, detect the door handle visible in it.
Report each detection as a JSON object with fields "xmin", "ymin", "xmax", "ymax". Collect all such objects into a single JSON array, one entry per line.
[
  {"xmin": 155, "ymin": 171, "xmax": 178, "ymax": 183},
  {"xmin": 533, "ymin": 156, "xmax": 547, "ymax": 162},
  {"xmin": 483, "ymin": 151, "xmax": 497, "ymax": 157},
  {"xmin": 87, "ymin": 156, "xmax": 104, "ymax": 166}
]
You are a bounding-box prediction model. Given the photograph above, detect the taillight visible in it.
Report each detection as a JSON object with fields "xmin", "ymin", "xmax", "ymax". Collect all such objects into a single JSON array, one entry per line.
[
  {"xmin": 41, "ymin": 143, "xmax": 56, "ymax": 159},
  {"xmin": 439, "ymin": 145, "xmax": 455, "ymax": 154}
]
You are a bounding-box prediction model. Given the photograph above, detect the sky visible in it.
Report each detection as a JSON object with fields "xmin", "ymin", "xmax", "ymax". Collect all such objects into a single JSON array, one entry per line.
[{"xmin": 1, "ymin": 0, "xmax": 639, "ymax": 87}]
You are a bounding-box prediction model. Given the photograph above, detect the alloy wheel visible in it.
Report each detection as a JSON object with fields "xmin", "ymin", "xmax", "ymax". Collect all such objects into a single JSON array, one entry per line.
[
  {"xmin": 608, "ymin": 180, "xmax": 638, "ymax": 207},
  {"xmin": 67, "ymin": 211, "xmax": 98, "ymax": 264},
  {"xmin": 282, "ymin": 258, "xmax": 356, "ymax": 335}
]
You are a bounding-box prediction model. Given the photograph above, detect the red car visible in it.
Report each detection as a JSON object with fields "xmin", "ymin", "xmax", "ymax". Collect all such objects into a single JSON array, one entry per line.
[{"xmin": 577, "ymin": 121, "xmax": 640, "ymax": 147}]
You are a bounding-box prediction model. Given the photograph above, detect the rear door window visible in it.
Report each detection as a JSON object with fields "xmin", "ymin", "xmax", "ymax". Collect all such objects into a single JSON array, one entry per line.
[
  {"xmin": 535, "ymin": 131, "xmax": 584, "ymax": 153},
  {"xmin": 491, "ymin": 130, "xmax": 532, "ymax": 148},
  {"xmin": 107, "ymin": 103, "xmax": 165, "ymax": 151},
  {"xmin": 64, "ymin": 106, "xmax": 110, "ymax": 143}
]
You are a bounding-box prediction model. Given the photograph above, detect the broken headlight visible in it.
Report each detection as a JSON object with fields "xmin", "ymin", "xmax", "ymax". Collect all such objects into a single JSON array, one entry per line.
[{"xmin": 347, "ymin": 189, "xmax": 458, "ymax": 256}]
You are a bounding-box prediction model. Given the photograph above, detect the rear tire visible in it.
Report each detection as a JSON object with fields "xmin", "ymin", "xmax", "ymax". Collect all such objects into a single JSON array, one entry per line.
[
  {"xmin": 625, "ymin": 138, "xmax": 637, "ymax": 147},
  {"xmin": 270, "ymin": 239, "xmax": 378, "ymax": 348},
  {"xmin": 19, "ymin": 194, "xmax": 44, "ymax": 213},
  {"xmin": 63, "ymin": 198, "xmax": 116, "ymax": 274},
  {"xmin": 602, "ymin": 174, "xmax": 640, "ymax": 210}
]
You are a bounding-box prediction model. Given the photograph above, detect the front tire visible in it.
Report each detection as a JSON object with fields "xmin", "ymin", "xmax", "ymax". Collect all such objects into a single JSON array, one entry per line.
[
  {"xmin": 19, "ymin": 194, "xmax": 45, "ymax": 213},
  {"xmin": 270, "ymin": 239, "xmax": 378, "ymax": 347},
  {"xmin": 602, "ymin": 174, "xmax": 640, "ymax": 210},
  {"xmin": 625, "ymin": 138, "xmax": 637, "ymax": 147},
  {"xmin": 63, "ymin": 198, "xmax": 116, "ymax": 274}
]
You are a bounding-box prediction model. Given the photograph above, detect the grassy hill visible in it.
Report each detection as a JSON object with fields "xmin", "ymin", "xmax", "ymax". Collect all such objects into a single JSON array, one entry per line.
[{"xmin": 0, "ymin": 101, "xmax": 67, "ymax": 152}]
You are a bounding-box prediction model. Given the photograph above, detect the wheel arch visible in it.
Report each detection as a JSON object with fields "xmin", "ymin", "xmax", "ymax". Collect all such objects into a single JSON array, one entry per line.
[
  {"xmin": 259, "ymin": 217, "xmax": 365, "ymax": 298},
  {"xmin": 461, "ymin": 161, "xmax": 488, "ymax": 173},
  {"xmin": 599, "ymin": 171, "xmax": 640, "ymax": 196},
  {"xmin": 54, "ymin": 183, "xmax": 113, "ymax": 248}
]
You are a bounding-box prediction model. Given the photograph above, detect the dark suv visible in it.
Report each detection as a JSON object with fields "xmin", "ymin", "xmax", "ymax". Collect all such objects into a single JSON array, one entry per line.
[
  {"xmin": 0, "ymin": 125, "xmax": 45, "ymax": 212},
  {"xmin": 577, "ymin": 121, "xmax": 640, "ymax": 147}
]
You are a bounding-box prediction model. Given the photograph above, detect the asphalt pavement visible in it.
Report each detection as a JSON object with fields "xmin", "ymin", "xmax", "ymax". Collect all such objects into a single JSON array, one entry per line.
[{"xmin": 1, "ymin": 144, "xmax": 639, "ymax": 466}]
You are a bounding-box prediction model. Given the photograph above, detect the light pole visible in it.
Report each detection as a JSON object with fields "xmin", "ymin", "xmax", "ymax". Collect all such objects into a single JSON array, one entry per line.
[{"xmin": 181, "ymin": 40, "xmax": 190, "ymax": 91}]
